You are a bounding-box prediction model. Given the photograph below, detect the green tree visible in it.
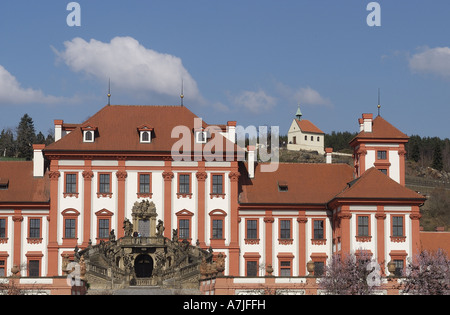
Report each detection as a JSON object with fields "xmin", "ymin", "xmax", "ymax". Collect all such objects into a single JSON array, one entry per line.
[
  {"xmin": 432, "ymin": 142, "xmax": 443, "ymax": 171},
  {"xmin": 16, "ymin": 114, "xmax": 36, "ymax": 160},
  {"xmin": 0, "ymin": 128, "xmax": 16, "ymax": 157}
]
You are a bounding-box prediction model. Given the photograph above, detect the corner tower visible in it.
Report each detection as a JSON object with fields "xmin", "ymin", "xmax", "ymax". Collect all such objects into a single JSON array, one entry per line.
[{"xmin": 349, "ymin": 113, "xmax": 408, "ymax": 185}]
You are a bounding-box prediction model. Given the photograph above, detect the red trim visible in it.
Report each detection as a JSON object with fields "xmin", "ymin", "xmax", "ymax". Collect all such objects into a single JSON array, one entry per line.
[
  {"xmin": 277, "ymin": 253, "xmax": 294, "ymax": 276},
  {"xmin": 97, "ymin": 172, "xmax": 112, "ymax": 198},
  {"xmin": 26, "ymin": 251, "xmax": 44, "ymax": 277},
  {"xmin": 244, "ymin": 218, "xmax": 260, "ymax": 245},
  {"xmin": 137, "ymin": 172, "xmax": 152, "ymax": 198},
  {"xmin": 176, "ymin": 209, "xmax": 194, "ymax": 242},
  {"xmin": 61, "ymin": 209, "xmax": 80, "ymax": 247},
  {"xmin": 210, "ymin": 173, "xmax": 225, "ymax": 199},
  {"xmin": 243, "ymin": 252, "xmax": 261, "ymax": 276},
  {"xmin": 278, "ymin": 218, "xmax": 293, "ymax": 245},
  {"xmin": 63, "ymin": 172, "xmax": 79, "ymax": 198},
  {"xmin": 95, "ymin": 209, "xmax": 113, "ymax": 243},
  {"xmin": 0, "ymin": 217, "xmax": 8, "ymax": 244},
  {"xmin": 209, "ymin": 209, "xmax": 227, "ymax": 247}
]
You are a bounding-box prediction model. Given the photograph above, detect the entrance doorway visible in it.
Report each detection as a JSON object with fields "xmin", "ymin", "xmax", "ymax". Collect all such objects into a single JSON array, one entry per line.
[{"xmin": 134, "ymin": 254, "xmax": 153, "ymax": 278}]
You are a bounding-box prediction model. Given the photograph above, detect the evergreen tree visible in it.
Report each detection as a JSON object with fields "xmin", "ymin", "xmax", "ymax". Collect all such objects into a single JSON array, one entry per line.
[
  {"xmin": 0, "ymin": 128, "xmax": 16, "ymax": 157},
  {"xmin": 432, "ymin": 142, "xmax": 443, "ymax": 171},
  {"xmin": 16, "ymin": 114, "xmax": 36, "ymax": 160},
  {"xmin": 35, "ymin": 131, "xmax": 46, "ymax": 144}
]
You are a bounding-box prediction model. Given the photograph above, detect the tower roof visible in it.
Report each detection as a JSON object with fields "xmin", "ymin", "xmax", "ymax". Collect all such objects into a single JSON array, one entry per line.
[{"xmin": 295, "ymin": 105, "xmax": 302, "ymax": 119}]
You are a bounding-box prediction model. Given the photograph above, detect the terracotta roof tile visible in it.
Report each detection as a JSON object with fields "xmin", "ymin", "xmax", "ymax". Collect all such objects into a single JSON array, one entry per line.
[
  {"xmin": 45, "ymin": 105, "xmax": 240, "ymax": 156},
  {"xmin": 239, "ymin": 163, "xmax": 354, "ymax": 205},
  {"xmin": 334, "ymin": 167, "xmax": 426, "ymax": 201},
  {"xmin": 350, "ymin": 116, "xmax": 409, "ymax": 144},
  {"xmin": 0, "ymin": 161, "xmax": 49, "ymax": 204},
  {"xmin": 295, "ymin": 119, "xmax": 324, "ymax": 134}
]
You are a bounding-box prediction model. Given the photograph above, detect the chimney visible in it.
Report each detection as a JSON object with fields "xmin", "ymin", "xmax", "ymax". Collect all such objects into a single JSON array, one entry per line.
[
  {"xmin": 54, "ymin": 119, "xmax": 63, "ymax": 141},
  {"xmin": 325, "ymin": 148, "xmax": 333, "ymax": 164},
  {"xmin": 362, "ymin": 114, "xmax": 373, "ymax": 133},
  {"xmin": 247, "ymin": 145, "xmax": 256, "ymax": 179},
  {"xmin": 33, "ymin": 144, "xmax": 45, "ymax": 177},
  {"xmin": 227, "ymin": 121, "xmax": 237, "ymax": 143},
  {"xmin": 358, "ymin": 118, "xmax": 364, "ymax": 132}
]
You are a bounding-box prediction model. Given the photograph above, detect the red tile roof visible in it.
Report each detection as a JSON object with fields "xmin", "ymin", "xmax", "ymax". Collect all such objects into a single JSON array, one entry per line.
[
  {"xmin": 239, "ymin": 163, "xmax": 354, "ymax": 205},
  {"xmin": 45, "ymin": 105, "xmax": 240, "ymax": 157},
  {"xmin": 350, "ymin": 116, "xmax": 409, "ymax": 145},
  {"xmin": 0, "ymin": 161, "xmax": 49, "ymax": 204},
  {"xmin": 295, "ymin": 119, "xmax": 324, "ymax": 134},
  {"xmin": 419, "ymin": 231, "xmax": 450, "ymax": 255},
  {"xmin": 333, "ymin": 167, "xmax": 426, "ymax": 201}
]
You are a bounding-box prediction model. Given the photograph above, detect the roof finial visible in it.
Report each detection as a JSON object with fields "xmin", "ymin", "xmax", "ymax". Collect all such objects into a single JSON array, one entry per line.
[
  {"xmin": 295, "ymin": 103, "xmax": 302, "ymax": 120},
  {"xmin": 377, "ymin": 88, "xmax": 381, "ymax": 116},
  {"xmin": 107, "ymin": 78, "xmax": 111, "ymax": 106},
  {"xmin": 180, "ymin": 79, "xmax": 184, "ymax": 107}
]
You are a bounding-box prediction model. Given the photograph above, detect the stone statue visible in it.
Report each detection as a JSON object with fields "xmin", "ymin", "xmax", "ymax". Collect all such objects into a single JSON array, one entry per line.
[
  {"xmin": 123, "ymin": 218, "xmax": 133, "ymax": 237},
  {"xmin": 172, "ymin": 229, "xmax": 178, "ymax": 242},
  {"xmin": 156, "ymin": 220, "xmax": 164, "ymax": 236},
  {"xmin": 109, "ymin": 229, "xmax": 116, "ymax": 242}
]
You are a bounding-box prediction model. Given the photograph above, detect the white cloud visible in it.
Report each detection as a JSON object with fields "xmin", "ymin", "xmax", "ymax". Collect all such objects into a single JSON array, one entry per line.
[
  {"xmin": 276, "ymin": 82, "xmax": 332, "ymax": 107},
  {"xmin": 53, "ymin": 36, "xmax": 203, "ymax": 102},
  {"xmin": 409, "ymin": 46, "xmax": 450, "ymax": 77},
  {"xmin": 0, "ymin": 65, "xmax": 64, "ymax": 105},
  {"xmin": 232, "ymin": 89, "xmax": 277, "ymax": 114}
]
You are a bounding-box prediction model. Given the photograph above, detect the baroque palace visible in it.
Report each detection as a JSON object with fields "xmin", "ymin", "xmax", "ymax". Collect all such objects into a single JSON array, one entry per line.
[{"xmin": 0, "ymin": 103, "xmax": 443, "ymax": 294}]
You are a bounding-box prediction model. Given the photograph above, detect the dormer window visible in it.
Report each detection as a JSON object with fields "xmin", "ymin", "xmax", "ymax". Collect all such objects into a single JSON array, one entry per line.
[
  {"xmin": 81, "ymin": 123, "xmax": 97, "ymax": 143},
  {"xmin": 0, "ymin": 179, "xmax": 9, "ymax": 190},
  {"xmin": 84, "ymin": 130, "xmax": 94, "ymax": 142},
  {"xmin": 196, "ymin": 131, "xmax": 208, "ymax": 144},
  {"xmin": 278, "ymin": 181, "xmax": 288, "ymax": 192},
  {"xmin": 137, "ymin": 124, "xmax": 153, "ymax": 143}
]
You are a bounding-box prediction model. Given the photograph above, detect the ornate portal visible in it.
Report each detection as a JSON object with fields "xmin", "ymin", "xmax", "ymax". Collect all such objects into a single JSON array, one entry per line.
[{"xmin": 74, "ymin": 200, "xmax": 214, "ymax": 291}]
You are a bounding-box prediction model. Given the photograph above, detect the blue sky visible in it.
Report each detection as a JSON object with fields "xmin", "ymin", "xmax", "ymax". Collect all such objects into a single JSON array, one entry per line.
[{"xmin": 0, "ymin": 0, "xmax": 449, "ymax": 139}]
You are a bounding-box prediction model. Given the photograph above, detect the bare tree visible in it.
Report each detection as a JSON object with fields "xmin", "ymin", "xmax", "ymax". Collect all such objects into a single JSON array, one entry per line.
[
  {"xmin": 319, "ymin": 251, "xmax": 381, "ymax": 295},
  {"xmin": 402, "ymin": 249, "xmax": 450, "ymax": 295}
]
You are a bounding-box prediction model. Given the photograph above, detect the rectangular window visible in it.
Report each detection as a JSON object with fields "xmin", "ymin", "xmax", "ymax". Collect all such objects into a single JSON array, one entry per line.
[
  {"xmin": 65, "ymin": 219, "xmax": 76, "ymax": 239},
  {"xmin": 179, "ymin": 174, "xmax": 190, "ymax": 194},
  {"xmin": 139, "ymin": 174, "xmax": 151, "ymax": 193},
  {"xmin": 314, "ymin": 220, "xmax": 324, "ymax": 239},
  {"xmin": 99, "ymin": 174, "xmax": 111, "ymax": 193},
  {"xmin": 29, "ymin": 219, "xmax": 40, "ymax": 238},
  {"xmin": 392, "ymin": 216, "xmax": 404, "ymax": 237},
  {"xmin": 212, "ymin": 175, "xmax": 223, "ymax": 194},
  {"xmin": 394, "ymin": 260, "xmax": 404, "ymax": 277},
  {"xmin": 377, "ymin": 150, "xmax": 387, "ymax": 160},
  {"xmin": 98, "ymin": 219, "xmax": 110, "ymax": 239},
  {"xmin": 314, "ymin": 262, "xmax": 325, "ymax": 276},
  {"xmin": 28, "ymin": 260, "xmax": 40, "ymax": 277},
  {"xmin": 280, "ymin": 261, "xmax": 291, "ymax": 276},
  {"xmin": 179, "ymin": 219, "xmax": 190, "ymax": 240},
  {"xmin": 358, "ymin": 216, "xmax": 369, "ymax": 236},
  {"xmin": 280, "ymin": 220, "xmax": 291, "ymax": 239},
  {"xmin": 246, "ymin": 220, "xmax": 257, "ymax": 239},
  {"xmin": 65, "ymin": 173, "xmax": 77, "ymax": 193},
  {"xmin": 0, "ymin": 260, "xmax": 5, "ymax": 277},
  {"xmin": 212, "ymin": 219, "xmax": 223, "ymax": 239},
  {"xmin": 0, "ymin": 219, "xmax": 6, "ymax": 238},
  {"xmin": 246, "ymin": 261, "xmax": 258, "ymax": 277}
]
